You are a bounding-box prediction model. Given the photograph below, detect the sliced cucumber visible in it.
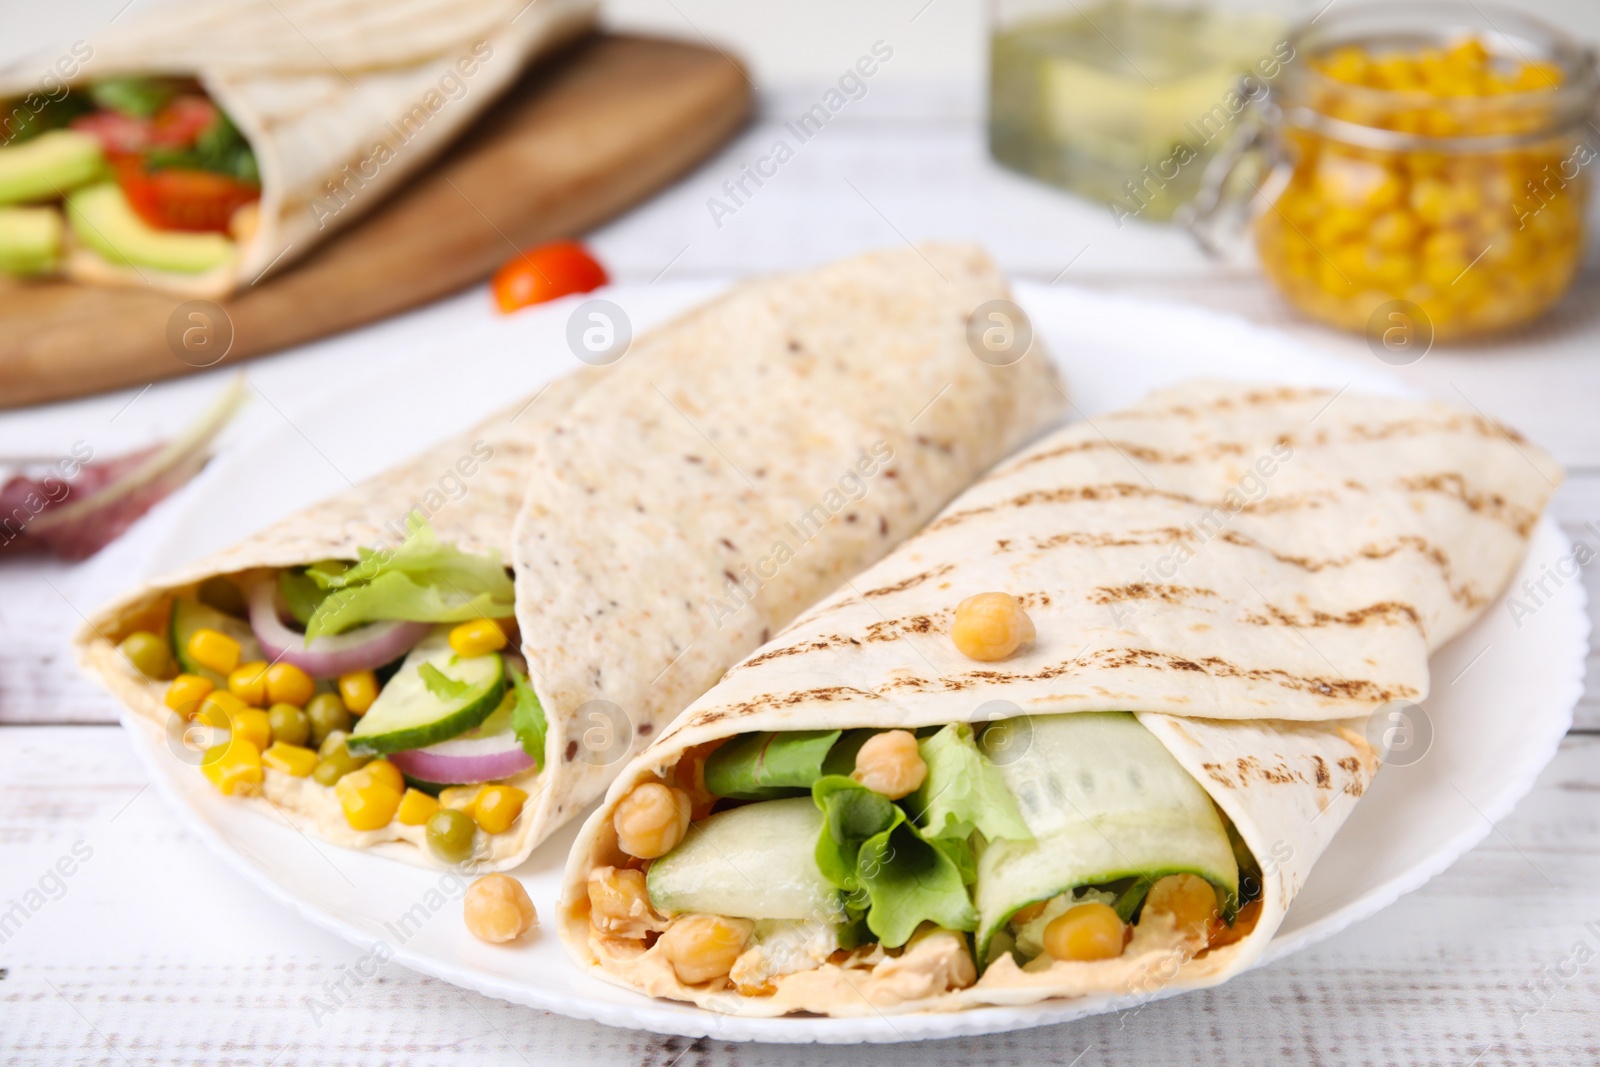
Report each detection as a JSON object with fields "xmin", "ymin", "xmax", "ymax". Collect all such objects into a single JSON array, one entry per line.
[
  {"xmin": 974, "ymin": 712, "xmax": 1239, "ymax": 957},
  {"xmin": 170, "ymin": 595, "xmax": 263, "ymax": 685},
  {"xmin": 647, "ymin": 797, "xmax": 847, "ymax": 922},
  {"xmin": 347, "ymin": 629, "xmax": 503, "ymax": 756}
]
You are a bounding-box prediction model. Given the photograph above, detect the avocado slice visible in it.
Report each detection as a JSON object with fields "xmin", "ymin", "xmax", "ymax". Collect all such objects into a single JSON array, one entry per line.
[
  {"xmin": 0, "ymin": 206, "xmax": 63, "ymax": 275},
  {"xmin": 0, "ymin": 130, "xmax": 105, "ymax": 205},
  {"xmin": 66, "ymin": 182, "xmax": 235, "ymax": 274}
]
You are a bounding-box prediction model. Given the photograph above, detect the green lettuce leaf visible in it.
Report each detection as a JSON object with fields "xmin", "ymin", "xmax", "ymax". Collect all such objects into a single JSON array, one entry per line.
[
  {"xmin": 907, "ymin": 722, "xmax": 1032, "ymax": 845},
  {"xmin": 302, "ymin": 522, "xmax": 515, "ymax": 639},
  {"xmin": 508, "ymin": 667, "xmax": 547, "ymax": 772},
  {"xmin": 419, "ymin": 663, "xmax": 471, "ymax": 701},
  {"xmin": 856, "ymin": 819, "xmax": 979, "ymax": 947},
  {"xmin": 812, "ymin": 775, "xmax": 899, "ymax": 891},
  {"xmin": 704, "ymin": 729, "xmax": 842, "ymax": 800}
]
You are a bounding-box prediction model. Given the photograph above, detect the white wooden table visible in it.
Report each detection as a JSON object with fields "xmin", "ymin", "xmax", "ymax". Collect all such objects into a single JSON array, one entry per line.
[{"xmin": 5, "ymin": 16, "xmax": 1600, "ymax": 1064}]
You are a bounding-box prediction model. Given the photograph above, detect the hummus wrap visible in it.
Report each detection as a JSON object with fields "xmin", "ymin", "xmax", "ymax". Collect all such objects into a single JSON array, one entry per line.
[
  {"xmin": 0, "ymin": 0, "xmax": 595, "ymax": 293},
  {"xmin": 559, "ymin": 380, "xmax": 1559, "ymax": 1015},
  {"xmin": 74, "ymin": 244, "xmax": 1068, "ymax": 872}
]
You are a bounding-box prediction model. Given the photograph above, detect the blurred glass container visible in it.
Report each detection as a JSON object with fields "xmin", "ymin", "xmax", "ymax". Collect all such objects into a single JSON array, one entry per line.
[
  {"xmin": 989, "ymin": 0, "xmax": 1290, "ymax": 221},
  {"xmin": 1194, "ymin": 1, "xmax": 1598, "ymax": 340}
]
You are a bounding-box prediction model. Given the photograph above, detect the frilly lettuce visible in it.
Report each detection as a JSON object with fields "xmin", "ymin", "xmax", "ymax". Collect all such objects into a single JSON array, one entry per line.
[{"xmin": 299, "ymin": 522, "xmax": 515, "ymax": 638}]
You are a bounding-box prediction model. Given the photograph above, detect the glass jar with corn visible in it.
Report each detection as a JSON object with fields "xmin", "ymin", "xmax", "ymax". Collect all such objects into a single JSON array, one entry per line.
[{"xmin": 1191, "ymin": 1, "xmax": 1598, "ymax": 340}]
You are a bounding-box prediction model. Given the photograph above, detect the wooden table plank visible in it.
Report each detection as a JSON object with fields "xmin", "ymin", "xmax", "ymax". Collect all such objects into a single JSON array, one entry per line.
[{"xmin": 2, "ymin": 726, "xmax": 1596, "ymax": 1064}]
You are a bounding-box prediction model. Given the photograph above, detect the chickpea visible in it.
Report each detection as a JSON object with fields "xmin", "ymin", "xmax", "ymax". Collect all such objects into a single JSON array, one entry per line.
[
  {"xmin": 613, "ymin": 782, "xmax": 691, "ymax": 859},
  {"xmin": 1042, "ymin": 902, "xmax": 1126, "ymax": 962},
  {"xmin": 658, "ymin": 915, "xmax": 753, "ymax": 985},
  {"xmin": 1142, "ymin": 873, "xmax": 1221, "ymax": 942},
  {"xmin": 587, "ymin": 866, "xmax": 661, "ymax": 939},
  {"xmin": 851, "ymin": 730, "xmax": 927, "ymax": 800},
  {"xmin": 951, "ymin": 592, "xmax": 1035, "ymax": 662},
  {"xmin": 463, "ymin": 873, "xmax": 537, "ymax": 944}
]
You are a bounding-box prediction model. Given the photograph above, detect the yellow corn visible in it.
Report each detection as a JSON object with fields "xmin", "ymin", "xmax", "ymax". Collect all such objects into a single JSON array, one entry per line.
[
  {"xmin": 336, "ymin": 769, "xmax": 402, "ymax": 831},
  {"xmin": 365, "ymin": 759, "xmax": 404, "ymax": 794},
  {"xmin": 231, "ymin": 707, "xmax": 273, "ymax": 752},
  {"xmin": 195, "ymin": 689, "xmax": 250, "ymax": 729},
  {"xmin": 227, "ymin": 661, "xmax": 270, "ymax": 706},
  {"xmin": 187, "ymin": 627, "xmax": 241, "ymax": 675},
  {"xmin": 201, "ymin": 736, "xmax": 262, "ymax": 796},
  {"xmin": 449, "ymin": 618, "xmax": 508, "ymax": 658},
  {"xmin": 262, "ymin": 741, "xmax": 318, "ymax": 777},
  {"xmin": 264, "ymin": 662, "xmax": 315, "ymax": 707},
  {"xmin": 338, "ymin": 669, "xmax": 379, "ymax": 715},
  {"xmin": 396, "ymin": 788, "xmax": 441, "ymax": 826},
  {"xmin": 473, "ymin": 785, "xmax": 528, "ymax": 835},
  {"xmin": 439, "ymin": 785, "xmax": 482, "ymax": 811},
  {"xmin": 164, "ymin": 674, "xmax": 214, "ymax": 715}
]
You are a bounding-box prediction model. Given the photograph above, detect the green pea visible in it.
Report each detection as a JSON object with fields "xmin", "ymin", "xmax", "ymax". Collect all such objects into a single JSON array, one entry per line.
[
  {"xmin": 317, "ymin": 729, "xmax": 349, "ymax": 758},
  {"xmin": 425, "ymin": 808, "xmax": 476, "ymax": 864},
  {"xmin": 306, "ymin": 692, "xmax": 351, "ymax": 747},
  {"xmin": 118, "ymin": 630, "xmax": 173, "ymax": 680},
  {"xmin": 311, "ymin": 739, "xmax": 369, "ymax": 786},
  {"xmin": 267, "ymin": 703, "xmax": 310, "ymax": 747}
]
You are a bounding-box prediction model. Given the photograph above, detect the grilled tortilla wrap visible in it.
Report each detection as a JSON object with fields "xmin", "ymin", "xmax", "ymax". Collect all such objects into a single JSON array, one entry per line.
[
  {"xmin": 0, "ymin": 0, "xmax": 595, "ymax": 295},
  {"xmin": 74, "ymin": 243, "xmax": 1068, "ymax": 871},
  {"xmin": 560, "ymin": 380, "xmax": 1559, "ymax": 1015}
]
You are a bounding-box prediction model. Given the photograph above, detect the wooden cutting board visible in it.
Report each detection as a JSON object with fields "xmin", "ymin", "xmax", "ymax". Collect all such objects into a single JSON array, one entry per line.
[{"xmin": 0, "ymin": 34, "xmax": 750, "ymax": 411}]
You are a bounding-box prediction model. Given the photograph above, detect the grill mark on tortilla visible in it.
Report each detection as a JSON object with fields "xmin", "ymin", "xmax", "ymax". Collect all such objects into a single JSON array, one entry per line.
[
  {"xmin": 1216, "ymin": 530, "xmax": 1483, "ymax": 609},
  {"xmin": 1028, "ymin": 528, "xmax": 1196, "ymax": 551},
  {"xmin": 861, "ymin": 563, "xmax": 955, "ymax": 598},
  {"xmin": 1239, "ymin": 599, "xmax": 1424, "ymax": 632},
  {"xmin": 1110, "ymin": 387, "xmax": 1332, "ymax": 420},
  {"xmin": 1089, "ymin": 583, "xmax": 1218, "ymax": 605},
  {"xmin": 930, "ymin": 473, "xmax": 1532, "ymax": 537},
  {"xmin": 1000, "ymin": 438, "xmax": 1250, "ymax": 473},
  {"xmin": 1398, "ymin": 472, "xmax": 1538, "ymax": 535}
]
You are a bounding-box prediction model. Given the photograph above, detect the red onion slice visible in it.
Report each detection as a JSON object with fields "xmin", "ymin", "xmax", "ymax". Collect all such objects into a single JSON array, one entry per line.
[
  {"xmin": 248, "ymin": 580, "xmax": 429, "ymax": 678},
  {"xmin": 387, "ymin": 729, "xmax": 536, "ymax": 785}
]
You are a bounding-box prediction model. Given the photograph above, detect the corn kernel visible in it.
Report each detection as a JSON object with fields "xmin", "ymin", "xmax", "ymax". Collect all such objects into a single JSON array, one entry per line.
[
  {"xmin": 187, "ymin": 627, "xmax": 241, "ymax": 675},
  {"xmin": 262, "ymin": 741, "xmax": 319, "ymax": 777},
  {"xmin": 264, "ymin": 662, "xmax": 315, "ymax": 707},
  {"xmin": 201, "ymin": 736, "xmax": 262, "ymax": 796},
  {"xmin": 365, "ymin": 759, "xmax": 405, "ymax": 794},
  {"xmin": 449, "ymin": 618, "xmax": 508, "ymax": 658},
  {"xmin": 473, "ymin": 785, "xmax": 528, "ymax": 835},
  {"xmin": 338, "ymin": 775, "xmax": 402, "ymax": 831},
  {"xmin": 396, "ymin": 788, "xmax": 441, "ymax": 826},
  {"xmin": 227, "ymin": 661, "xmax": 270, "ymax": 706},
  {"xmin": 195, "ymin": 689, "xmax": 250, "ymax": 729},
  {"xmin": 164, "ymin": 674, "xmax": 215, "ymax": 715},
  {"xmin": 338, "ymin": 670, "xmax": 379, "ymax": 715},
  {"xmin": 231, "ymin": 707, "xmax": 272, "ymax": 752}
]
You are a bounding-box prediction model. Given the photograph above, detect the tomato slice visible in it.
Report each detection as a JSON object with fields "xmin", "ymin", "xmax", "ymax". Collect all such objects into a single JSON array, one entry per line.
[
  {"xmin": 491, "ymin": 240, "xmax": 609, "ymax": 314},
  {"xmin": 72, "ymin": 111, "xmax": 153, "ymax": 154},
  {"xmin": 115, "ymin": 160, "xmax": 261, "ymax": 234},
  {"xmin": 149, "ymin": 95, "xmax": 218, "ymax": 147}
]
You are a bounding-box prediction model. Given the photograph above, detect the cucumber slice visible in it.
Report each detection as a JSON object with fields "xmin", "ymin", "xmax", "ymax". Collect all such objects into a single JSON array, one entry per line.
[
  {"xmin": 974, "ymin": 712, "xmax": 1238, "ymax": 957},
  {"xmin": 647, "ymin": 797, "xmax": 847, "ymax": 922},
  {"xmin": 347, "ymin": 629, "xmax": 504, "ymax": 756},
  {"xmin": 169, "ymin": 596, "xmax": 263, "ymax": 685}
]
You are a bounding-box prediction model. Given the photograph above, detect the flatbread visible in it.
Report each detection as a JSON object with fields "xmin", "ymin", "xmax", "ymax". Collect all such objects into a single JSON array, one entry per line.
[
  {"xmin": 0, "ymin": 0, "xmax": 596, "ymax": 294},
  {"xmin": 75, "ymin": 243, "xmax": 1069, "ymax": 870},
  {"xmin": 559, "ymin": 380, "xmax": 1559, "ymax": 1014}
]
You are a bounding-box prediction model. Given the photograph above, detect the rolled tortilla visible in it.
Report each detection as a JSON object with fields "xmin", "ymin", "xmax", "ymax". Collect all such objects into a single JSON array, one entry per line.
[
  {"xmin": 74, "ymin": 243, "xmax": 1069, "ymax": 870},
  {"xmin": 0, "ymin": 0, "xmax": 596, "ymax": 294},
  {"xmin": 559, "ymin": 380, "xmax": 1560, "ymax": 1015}
]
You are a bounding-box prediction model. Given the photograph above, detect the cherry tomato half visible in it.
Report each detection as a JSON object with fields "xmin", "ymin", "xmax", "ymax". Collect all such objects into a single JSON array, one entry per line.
[
  {"xmin": 116, "ymin": 160, "xmax": 260, "ymax": 233},
  {"xmin": 491, "ymin": 240, "xmax": 608, "ymax": 314}
]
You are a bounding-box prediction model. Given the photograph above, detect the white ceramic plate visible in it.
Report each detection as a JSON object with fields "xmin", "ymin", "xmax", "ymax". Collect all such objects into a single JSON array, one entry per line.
[{"xmin": 122, "ymin": 280, "xmax": 1589, "ymax": 1043}]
